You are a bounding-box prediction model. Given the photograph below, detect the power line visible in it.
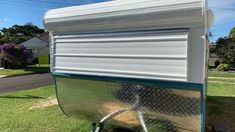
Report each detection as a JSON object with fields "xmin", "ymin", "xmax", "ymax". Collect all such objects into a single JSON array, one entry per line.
[
  {"xmin": 24, "ymin": 0, "xmax": 74, "ymax": 6},
  {"xmin": 0, "ymin": 0, "xmax": 74, "ymax": 10},
  {"xmin": 4, "ymin": 0, "xmax": 74, "ymax": 7},
  {"xmin": 0, "ymin": 1, "xmax": 49, "ymax": 10},
  {"xmin": 0, "ymin": 5, "xmax": 46, "ymax": 13}
]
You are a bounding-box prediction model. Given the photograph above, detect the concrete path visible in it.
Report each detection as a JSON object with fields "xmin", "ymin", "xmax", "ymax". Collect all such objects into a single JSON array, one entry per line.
[
  {"xmin": 0, "ymin": 75, "xmax": 8, "ymax": 78},
  {"xmin": 0, "ymin": 73, "xmax": 54, "ymax": 93}
]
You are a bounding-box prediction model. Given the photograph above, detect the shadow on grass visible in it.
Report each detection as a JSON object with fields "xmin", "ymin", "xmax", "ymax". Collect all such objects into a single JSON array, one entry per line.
[
  {"xmin": 108, "ymin": 127, "xmax": 136, "ymax": 132},
  {"xmin": 23, "ymin": 66, "xmax": 50, "ymax": 74},
  {"xmin": 2, "ymin": 65, "xmax": 50, "ymax": 77},
  {"xmin": 102, "ymin": 124, "xmax": 139, "ymax": 132},
  {"xmin": 206, "ymin": 96, "xmax": 235, "ymax": 131},
  {"xmin": 0, "ymin": 95, "xmax": 44, "ymax": 99},
  {"xmin": 103, "ymin": 118, "xmax": 174, "ymax": 132}
]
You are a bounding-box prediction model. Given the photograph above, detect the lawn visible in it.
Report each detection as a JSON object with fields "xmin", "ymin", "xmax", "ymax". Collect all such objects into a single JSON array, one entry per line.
[
  {"xmin": 0, "ymin": 64, "xmax": 50, "ymax": 77},
  {"xmin": 208, "ymin": 70, "xmax": 235, "ymax": 78},
  {"xmin": 206, "ymin": 71, "xmax": 235, "ymax": 131},
  {"xmin": 0, "ymin": 71, "xmax": 234, "ymax": 131},
  {"xmin": 0, "ymin": 86, "xmax": 91, "ymax": 132}
]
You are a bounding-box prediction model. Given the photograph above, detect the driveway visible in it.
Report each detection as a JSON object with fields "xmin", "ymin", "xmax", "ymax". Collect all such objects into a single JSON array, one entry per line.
[{"xmin": 0, "ymin": 73, "xmax": 54, "ymax": 93}]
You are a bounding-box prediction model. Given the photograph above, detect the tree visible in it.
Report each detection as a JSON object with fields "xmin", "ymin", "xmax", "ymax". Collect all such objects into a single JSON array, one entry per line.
[
  {"xmin": 0, "ymin": 23, "xmax": 44, "ymax": 44},
  {"xmin": 213, "ymin": 27, "xmax": 235, "ymax": 67},
  {"xmin": 0, "ymin": 44, "xmax": 28, "ymax": 69},
  {"xmin": 229, "ymin": 27, "xmax": 235, "ymax": 40},
  {"xmin": 209, "ymin": 31, "xmax": 213, "ymax": 38},
  {"xmin": 214, "ymin": 36, "xmax": 235, "ymax": 67}
]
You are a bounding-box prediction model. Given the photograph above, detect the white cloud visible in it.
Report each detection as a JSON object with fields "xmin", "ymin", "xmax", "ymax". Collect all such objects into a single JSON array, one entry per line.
[
  {"xmin": 3, "ymin": 18, "xmax": 8, "ymax": 22},
  {"xmin": 209, "ymin": 0, "xmax": 235, "ymax": 26}
]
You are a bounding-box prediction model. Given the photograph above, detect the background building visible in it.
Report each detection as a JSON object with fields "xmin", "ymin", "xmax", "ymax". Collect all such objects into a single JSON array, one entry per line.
[{"xmin": 22, "ymin": 32, "xmax": 49, "ymax": 65}]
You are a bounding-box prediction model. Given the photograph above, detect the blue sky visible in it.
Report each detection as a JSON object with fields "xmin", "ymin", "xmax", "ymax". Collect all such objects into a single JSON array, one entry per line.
[
  {"xmin": 0, "ymin": 0, "xmax": 234, "ymax": 42},
  {"xmin": 208, "ymin": 0, "xmax": 235, "ymax": 42}
]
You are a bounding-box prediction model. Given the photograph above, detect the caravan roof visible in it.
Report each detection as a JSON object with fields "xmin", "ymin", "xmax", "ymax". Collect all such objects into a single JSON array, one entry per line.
[{"xmin": 44, "ymin": 0, "xmax": 211, "ymax": 33}]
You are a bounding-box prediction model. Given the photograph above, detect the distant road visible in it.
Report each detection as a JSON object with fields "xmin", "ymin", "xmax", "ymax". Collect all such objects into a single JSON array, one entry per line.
[{"xmin": 0, "ymin": 74, "xmax": 54, "ymax": 93}]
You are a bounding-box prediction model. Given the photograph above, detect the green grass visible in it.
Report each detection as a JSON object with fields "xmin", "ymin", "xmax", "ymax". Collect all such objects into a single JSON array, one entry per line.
[
  {"xmin": 0, "ymin": 71, "xmax": 234, "ymax": 131},
  {"xmin": 207, "ymin": 83, "xmax": 235, "ymax": 97},
  {"xmin": 206, "ymin": 71, "xmax": 235, "ymax": 131},
  {"xmin": 208, "ymin": 78, "xmax": 235, "ymax": 84},
  {"xmin": 206, "ymin": 83, "xmax": 235, "ymax": 116},
  {"xmin": 0, "ymin": 86, "xmax": 90, "ymax": 132},
  {"xmin": 208, "ymin": 70, "xmax": 235, "ymax": 78},
  {"xmin": 0, "ymin": 85, "xmax": 135, "ymax": 132},
  {"xmin": 0, "ymin": 64, "xmax": 50, "ymax": 76}
]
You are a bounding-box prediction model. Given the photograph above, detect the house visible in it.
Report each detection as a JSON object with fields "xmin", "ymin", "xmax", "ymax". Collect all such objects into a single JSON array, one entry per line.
[
  {"xmin": 209, "ymin": 42, "xmax": 235, "ymax": 67},
  {"xmin": 209, "ymin": 45, "xmax": 220, "ymax": 66},
  {"xmin": 22, "ymin": 32, "xmax": 49, "ymax": 64}
]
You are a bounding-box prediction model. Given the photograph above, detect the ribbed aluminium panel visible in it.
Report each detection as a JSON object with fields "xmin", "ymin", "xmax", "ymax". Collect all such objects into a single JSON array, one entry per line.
[{"xmin": 53, "ymin": 30, "xmax": 188, "ymax": 81}]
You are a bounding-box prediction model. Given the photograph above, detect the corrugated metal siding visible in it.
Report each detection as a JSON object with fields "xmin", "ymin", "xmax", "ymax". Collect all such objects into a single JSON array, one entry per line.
[{"xmin": 53, "ymin": 30, "xmax": 188, "ymax": 81}]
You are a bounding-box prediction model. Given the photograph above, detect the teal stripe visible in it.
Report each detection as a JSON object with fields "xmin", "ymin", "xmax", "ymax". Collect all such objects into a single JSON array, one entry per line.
[
  {"xmin": 200, "ymin": 81, "xmax": 207, "ymax": 132},
  {"xmin": 51, "ymin": 72, "xmax": 204, "ymax": 91}
]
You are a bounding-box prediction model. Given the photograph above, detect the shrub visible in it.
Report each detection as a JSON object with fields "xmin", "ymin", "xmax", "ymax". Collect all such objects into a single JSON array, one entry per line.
[
  {"xmin": 0, "ymin": 44, "xmax": 28, "ymax": 69},
  {"xmin": 214, "ymin": 60, "xmax": 220, "ymax": 67},
  {"xmin": 216, "ymin": 63, "xmax": 230, "ymax": 71}
]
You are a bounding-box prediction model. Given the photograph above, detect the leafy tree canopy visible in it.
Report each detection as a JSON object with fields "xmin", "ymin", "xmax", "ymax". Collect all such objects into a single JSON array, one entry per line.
[
  {"xmin": 229, "ymin": 27, "xmax": 235, "ymax": 40},
  {"xmin": 214, "ymin": 27, "xmax": 235, "ymax": 67},
  {"xmin": 0, "ymin": 23, "xmax": 44, "ymax": 44}
]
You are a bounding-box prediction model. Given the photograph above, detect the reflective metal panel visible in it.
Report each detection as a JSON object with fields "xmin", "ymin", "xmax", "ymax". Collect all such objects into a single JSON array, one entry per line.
[{"xmin": 55, "ymin": 77, "xmax": 201, "ymax": 132}]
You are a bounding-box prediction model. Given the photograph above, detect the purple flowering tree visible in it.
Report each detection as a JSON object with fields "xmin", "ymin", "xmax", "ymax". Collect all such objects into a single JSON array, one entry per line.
[{"xmin": 0, "ymin": 44, "xmax": 28, "ymax": 69}]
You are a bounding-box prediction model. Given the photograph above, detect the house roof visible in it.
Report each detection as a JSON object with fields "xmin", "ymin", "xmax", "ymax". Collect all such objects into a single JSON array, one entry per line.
[
  {"xmin": 209, "ymin": 44, "xmax": 216, "ymax": 49},
  {"xmin": 21, "ymin": 37, "xmax": 48, "ymax": 49},
  {"xmin": 38, "ymin": 32, "xmax": 49, "ymax": 43}
]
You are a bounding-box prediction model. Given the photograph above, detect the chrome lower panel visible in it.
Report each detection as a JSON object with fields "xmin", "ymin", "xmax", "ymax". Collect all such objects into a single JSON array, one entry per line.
[{"xmin": 55, "ymin": 76, "xmax": 201, "ymax": 132}]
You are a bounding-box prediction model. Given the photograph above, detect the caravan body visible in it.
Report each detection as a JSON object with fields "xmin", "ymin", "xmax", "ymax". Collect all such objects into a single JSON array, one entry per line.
[{"xmin": 44, "ymin": 0, "xmax": 213, "ymax": 131}]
